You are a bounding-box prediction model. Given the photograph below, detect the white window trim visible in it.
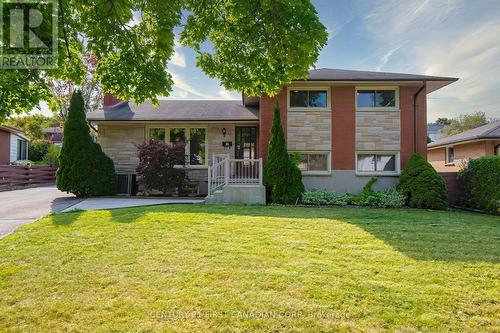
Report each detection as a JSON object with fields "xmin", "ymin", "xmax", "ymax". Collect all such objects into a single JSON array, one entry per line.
[
  {"xmin": 445, "ymin": 146, "xmax": 455, "ymax": 165},
  {"xmin": 355, "ymin": 86, "xmax": 400, "ymax": 112},
  {"xmin": 355, "ymin": 151, "xmax": 400, "ymax": 176},
  {"xmin": 146, "ymin": 125, "xmax": 209, "ymax": 168},
  {"xmin": 287, "ymin": 87, "xmax": 331, "ymax": 112},
  {"xmin": 291, "ymin": 151, "xmax": 331, "ymax": 175}
]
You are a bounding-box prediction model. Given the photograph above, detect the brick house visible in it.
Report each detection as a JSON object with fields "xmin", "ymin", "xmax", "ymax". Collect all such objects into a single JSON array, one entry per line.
[
  {"xmin": 87, "ymin": 68, "xmax": 457, "ymax": 200},
  {"xmin": 428, "ymin": 120, "xmax": 500, "ymax": 172}
]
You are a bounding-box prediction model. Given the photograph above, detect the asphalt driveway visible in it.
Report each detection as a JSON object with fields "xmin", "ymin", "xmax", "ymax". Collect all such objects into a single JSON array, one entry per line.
[{"xmin": 0, "ymin": 185, "xmax": 80, "ymax": 238}]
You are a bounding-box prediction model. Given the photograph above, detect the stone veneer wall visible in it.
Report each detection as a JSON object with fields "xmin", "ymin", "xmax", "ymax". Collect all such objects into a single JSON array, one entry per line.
[
  {"xmin": 98, "ymin": 125, "xmax": 145, "ymax": 173},
  {"xmin": 356, "ymin": 111, "xmax": 400, "ymax": 151},
  {"xmin": 207, "ymin": 124, "xmax": 235, "ymax": 164},
  {"xmin": 97, "ymin": 123, "xmax": 254, "ymax": 195},
  {"xmin": 287, "ymin": 111, "xmax": 331, "ymax": 151}
]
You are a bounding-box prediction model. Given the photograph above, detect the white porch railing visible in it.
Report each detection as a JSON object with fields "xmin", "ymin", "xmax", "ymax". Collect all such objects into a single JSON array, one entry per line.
[{"xmin": 208, "ymin": 157, "xmax": 263, "ymax": 195}]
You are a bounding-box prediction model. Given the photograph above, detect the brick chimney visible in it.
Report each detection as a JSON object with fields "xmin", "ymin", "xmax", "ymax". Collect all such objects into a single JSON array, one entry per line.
[{"xmin": 103, "ymin": 93, "xmax": 124, "ymax": 108}]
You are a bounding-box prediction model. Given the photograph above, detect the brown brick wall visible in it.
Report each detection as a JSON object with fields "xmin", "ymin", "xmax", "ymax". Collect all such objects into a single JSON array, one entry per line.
[
  {"xmin": 259, "ymin": 89, "xmax": 287, "ymax": 162},
  {"xmin": 400, "ymin": 85, "xmax": 427, "ymax": 168},
  {"xmin": 331, "ymin": 86, "xmax": 356, "ymax": 169},
  {"xmin": 429, "ymin": 141, "xmax": 491, "ymax": 172}
]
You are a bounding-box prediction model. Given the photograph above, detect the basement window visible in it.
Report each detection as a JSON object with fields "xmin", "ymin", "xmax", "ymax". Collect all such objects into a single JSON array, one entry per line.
[
  {"xmin": 294, "ymin": 152, "xmax": 330, "ymax": 174},
  {"xmin": 356, "ymin": 152, "xmax": 399, "ymax": 175}
]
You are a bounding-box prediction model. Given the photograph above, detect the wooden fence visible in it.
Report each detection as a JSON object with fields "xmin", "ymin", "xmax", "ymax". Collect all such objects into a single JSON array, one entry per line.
[
  {"xmin": 439, "ymin": 172, "xmax": 464, "ymax": 205},
  {"xmin": 0, "ymin": 165, "xmax": 57, "ymax": 190}
]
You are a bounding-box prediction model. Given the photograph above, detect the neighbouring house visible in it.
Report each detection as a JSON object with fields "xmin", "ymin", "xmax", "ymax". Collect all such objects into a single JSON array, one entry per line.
[
  {"xmin": 87, "ymin": 68, "xmax": 457, "ymax": 201},
  {"xmin": 428, "ymin": 120, "xmax": 500, "ymax": 172},
  {"xmin": 43, "ymin": 127, "xmax": 63, "ymax": 146},
  {"xmin": 0, "ymin": 125, "xmax": 30, "ymax": 164},
  {"xmin": 427, "ymin": 123, "xmax": 444, "ymax": 142}
]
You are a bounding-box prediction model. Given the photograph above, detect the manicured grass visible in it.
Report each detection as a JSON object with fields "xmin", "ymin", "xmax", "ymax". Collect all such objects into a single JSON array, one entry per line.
[{"xmin": 0, "ymin": 205, "xmax": 499, "ymax": 332}]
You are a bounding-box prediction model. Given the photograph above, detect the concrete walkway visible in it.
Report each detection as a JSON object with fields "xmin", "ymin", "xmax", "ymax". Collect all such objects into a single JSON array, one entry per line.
[
  {"xmin": 0, "ymin": 185, "xmax": 80, "ymax": 237},
  {"xmin": 62, "ymin": 197, "xmax": 205, "ymax": 212}
]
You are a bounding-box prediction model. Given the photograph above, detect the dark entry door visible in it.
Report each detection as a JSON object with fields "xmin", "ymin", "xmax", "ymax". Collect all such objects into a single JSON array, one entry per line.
[{"xmin": 235, "ymin": 127, "xmax": 257, "ymax": 159}]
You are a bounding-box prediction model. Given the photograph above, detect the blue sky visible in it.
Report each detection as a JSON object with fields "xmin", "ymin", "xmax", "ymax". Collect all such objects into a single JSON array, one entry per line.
[{"xmin": 164, "ymin": 0, "xmax": 500, "ymax": 122}]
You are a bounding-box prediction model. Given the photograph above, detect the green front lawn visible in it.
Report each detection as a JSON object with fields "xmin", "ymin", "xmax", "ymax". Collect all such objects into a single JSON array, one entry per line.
[{"xmin": 0, "ymin": 205, "xmax": 499, "ymax": 331}]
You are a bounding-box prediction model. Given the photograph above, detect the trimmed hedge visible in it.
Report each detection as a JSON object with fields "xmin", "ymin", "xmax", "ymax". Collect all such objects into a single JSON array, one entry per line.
[
  {"xmin": 398, "ymin": 153, "xmax": 448, "ymax": 210},
  {"xmin": 458, "ymin": 156, "xmax": 500, "ymax": 214}
]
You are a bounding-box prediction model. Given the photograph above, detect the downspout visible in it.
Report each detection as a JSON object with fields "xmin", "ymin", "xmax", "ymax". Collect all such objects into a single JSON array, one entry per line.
[{"xmin": 413, "ymin": 81, "xmax": 426, "ymax": 153}]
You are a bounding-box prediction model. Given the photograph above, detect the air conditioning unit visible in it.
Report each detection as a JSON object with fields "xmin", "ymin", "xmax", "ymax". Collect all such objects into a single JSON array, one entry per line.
[{"xmin": 116, "ymin": 174, "xmax": 138, "ymax": 195}]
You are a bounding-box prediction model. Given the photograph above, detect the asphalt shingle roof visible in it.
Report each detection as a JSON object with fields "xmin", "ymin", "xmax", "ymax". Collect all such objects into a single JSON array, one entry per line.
[
  {"xmin": 305, "ymin": 68, "xmax": 457, "ymax": 82},
  {"xmin": 87, "ymin": 100, "xmax": 259, "ymax": 122}
]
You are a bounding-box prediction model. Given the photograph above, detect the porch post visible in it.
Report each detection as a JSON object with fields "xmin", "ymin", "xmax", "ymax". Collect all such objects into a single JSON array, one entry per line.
[
  {"xmin": 207, "ymin": 165, "xmax": 211, "ymax": 195},
  {"xmin": 224, "ymin": 159, "xmax": 229, "ymax": 186}
]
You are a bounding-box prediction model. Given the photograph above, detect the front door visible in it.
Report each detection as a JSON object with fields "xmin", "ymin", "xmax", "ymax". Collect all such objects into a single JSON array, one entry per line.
[{"xmin": 235, "ymin": 126, "xmax": 257, "ymax": 159}]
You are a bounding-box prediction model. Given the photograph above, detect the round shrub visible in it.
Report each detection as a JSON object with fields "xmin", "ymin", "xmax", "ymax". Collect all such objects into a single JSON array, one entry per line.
[
  {"xmin": 457, "ymin": 156, "xmax": 500, "ymax": 214},
  {"xmin": 29, "ymin": 140, "xmax": 51, "ymax": 162},
  {"xmin": 57, "ymin": 91, "xmax": 117, "ymax": 197},
  {"xmin": 398, "ymin": 153, "xmax": 448, "ymax": 210}
]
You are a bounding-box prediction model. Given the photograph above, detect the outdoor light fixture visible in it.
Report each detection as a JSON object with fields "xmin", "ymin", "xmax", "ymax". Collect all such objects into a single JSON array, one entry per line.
[{"xmin": 222, "ymin": 128, "xmax": 227, "ymax": 137}]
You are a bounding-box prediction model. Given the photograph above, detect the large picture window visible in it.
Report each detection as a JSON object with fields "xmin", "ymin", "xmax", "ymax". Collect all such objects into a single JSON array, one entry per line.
[
  {"xmin": 356, "ymin": 152, "xmax": 399, "ymax": 174},
  {"xmin": 289, "ymin": 89, "xmax": 328, "ymax": 109},
  {"xmin": 148, "ymin": 127, "xmax": 207, "ymax": 166},
  {"xmin": 189, "ymin": 128, "xmax": 206, "ymax": 165},
  {"xmin": 357, "ymin": 89, "xmax": 396, "ymax": 108}
]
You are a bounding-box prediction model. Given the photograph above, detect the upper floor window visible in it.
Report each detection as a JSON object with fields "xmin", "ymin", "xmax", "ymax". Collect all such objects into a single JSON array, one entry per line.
[
  {"xmin": 356, "ymin": 89, "xmax": 397, "ymax": 109},
  {"xmin": 289, "ymin": 89, "xmax": 329, "ymax": 109}
]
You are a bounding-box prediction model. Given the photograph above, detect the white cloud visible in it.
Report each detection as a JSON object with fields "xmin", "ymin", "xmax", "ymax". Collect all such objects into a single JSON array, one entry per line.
[
  {"xmin": 376, "ymin": 46, "xmax": 400, "ymax": 71},
  {"xmin": 169, "ymin": 40, "xmax": 186, "ymax": 68},
  {"xmin": 361, "ymin": 0, "xmax": 500, "ymax": 121},
  {"xmin": 217, "ymin": 87, "xmax": 239, "ymax": 100},
  {"xmin": 167, "ymin": 73, "xmax": 212, "ymax": 99}
]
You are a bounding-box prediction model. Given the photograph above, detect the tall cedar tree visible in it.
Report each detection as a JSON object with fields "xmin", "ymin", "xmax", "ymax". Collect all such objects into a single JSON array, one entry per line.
[
  {"xmin": 264, "ymin": 104, "xmax": 305, "ymax": 204},
  {"xmin": 56, "ymin": 91, "xmax": 116, "ymax": 197},
  {"xmin": 398, "ymin": 153, "xmax": 448, "ymax": 210}
]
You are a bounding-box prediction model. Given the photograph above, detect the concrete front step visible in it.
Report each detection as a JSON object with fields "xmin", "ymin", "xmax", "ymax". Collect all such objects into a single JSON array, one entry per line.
[{"xmin": 206, "ymin": 185, "xmax": 266, "ymax": 205}]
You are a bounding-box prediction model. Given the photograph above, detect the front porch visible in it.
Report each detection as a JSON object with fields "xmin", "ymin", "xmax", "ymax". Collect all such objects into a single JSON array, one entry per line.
[{"xmin": 205, "ymin": 156, "xmax": 265, "ymax": 205}]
